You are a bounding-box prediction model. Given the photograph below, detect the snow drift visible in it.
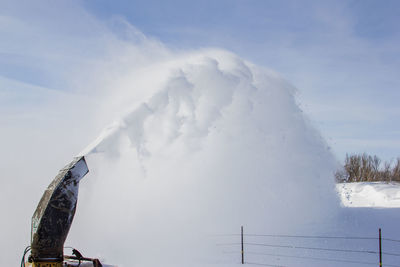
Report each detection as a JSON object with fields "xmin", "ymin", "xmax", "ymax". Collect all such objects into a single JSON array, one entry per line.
[{"xmin": 337, "ymin": 182, "xmax": 400, "ymax": 208}]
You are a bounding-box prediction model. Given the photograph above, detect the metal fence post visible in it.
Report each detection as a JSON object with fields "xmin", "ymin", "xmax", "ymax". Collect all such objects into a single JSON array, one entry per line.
[
  {"xmin": 379, "ymin": 228, "xmax": 382, "ymax": 267},
  {"xmin": 241, "ymin": 226, "xmax": 244, "ymax": 264}
]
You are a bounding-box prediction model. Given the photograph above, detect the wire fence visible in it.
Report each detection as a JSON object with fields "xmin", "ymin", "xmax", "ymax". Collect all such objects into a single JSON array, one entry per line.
[
  {"xmin": 217, "ymin": 233, "xmax": 400, "ymax": 243},
  {"xmin": 216, "ymin": 227, "xmax": 400, "ymax": 267}
]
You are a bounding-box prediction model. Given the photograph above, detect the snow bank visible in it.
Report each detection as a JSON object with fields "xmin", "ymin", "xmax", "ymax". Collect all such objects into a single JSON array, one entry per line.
[{"xmin": 337, "ymin": 182, "xmax": 400, "ymax": 208}]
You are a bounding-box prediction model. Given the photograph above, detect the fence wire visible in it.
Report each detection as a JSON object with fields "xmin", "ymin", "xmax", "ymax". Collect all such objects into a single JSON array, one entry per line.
[{"xmin": 216, "ymin": 228, "xmax": 400, "ymax": 266}]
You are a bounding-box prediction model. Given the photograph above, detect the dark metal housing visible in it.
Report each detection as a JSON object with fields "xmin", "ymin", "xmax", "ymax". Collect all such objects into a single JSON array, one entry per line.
[{"xmin": 30, "ymin": 157, "xmax": 89, "ymax": 261}]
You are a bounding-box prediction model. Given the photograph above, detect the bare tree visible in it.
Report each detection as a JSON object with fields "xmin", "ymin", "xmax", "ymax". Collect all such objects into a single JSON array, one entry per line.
[
  {"xmin": 392, "ymin": 158, "xmax": 400, "ymax": 182},
  {"xmin": 336, "ymin": 153, "xmax": 400, "ymax": 183},
  {"xmin": 335, "ymin": 168, "xmax": 348, "ymax": 183},
  {"xmin": 344, "ymin": 154, "xmax": 361, "ymax": 182},
  {"xmin": 371, "ymin": 155, "xmax": 381, "ymax": 181},
  {"xmin": 378, "ymin": 162, "xmax": 392, "ymax": 182}
]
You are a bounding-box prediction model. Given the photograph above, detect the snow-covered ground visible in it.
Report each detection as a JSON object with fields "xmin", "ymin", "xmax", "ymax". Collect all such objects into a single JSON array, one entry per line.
[{"xmin": 337, "ymin": 182, "xmax": 400, "ymax": 208}]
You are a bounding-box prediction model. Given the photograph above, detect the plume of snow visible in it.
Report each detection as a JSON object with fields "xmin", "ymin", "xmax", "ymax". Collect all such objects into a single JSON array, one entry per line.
[
  {"xmin": 72, "ymin": 49, "xmax": 339, "ymax": 266},
  {"xmin": 0, "ymin": 2, "xmax": 341, "ymax": 267}
]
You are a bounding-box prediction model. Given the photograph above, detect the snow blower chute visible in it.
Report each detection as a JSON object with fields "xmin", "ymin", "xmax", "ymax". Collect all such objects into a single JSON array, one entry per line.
[{"xmin": 22, "ymin": 156, "xmax": 103, "ymax": 267}]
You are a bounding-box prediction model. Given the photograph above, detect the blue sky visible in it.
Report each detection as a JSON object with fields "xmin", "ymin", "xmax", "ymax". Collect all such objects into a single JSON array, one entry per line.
[{"xmin": 1, "ymin": 0, "xmax": 400, "ymax": 162}]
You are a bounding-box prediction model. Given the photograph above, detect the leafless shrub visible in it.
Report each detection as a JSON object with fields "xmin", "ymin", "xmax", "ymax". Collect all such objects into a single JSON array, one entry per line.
[
  {"xmin": 334, "ymin": 167, "xmax": 348, "ymax": 183},
  {"xmin": 392, "ymin": 158, "xmax": 400, "ymax": 182},
  {"xmin": 336, "ymin": 153, "xmax": 400, "ymax": 183}
]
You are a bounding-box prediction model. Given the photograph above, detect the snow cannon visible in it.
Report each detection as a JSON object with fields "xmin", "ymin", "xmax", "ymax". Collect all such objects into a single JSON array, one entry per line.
[{"xmin": 23, "ymin": 156, "xmax": 104, "ymax": 267}]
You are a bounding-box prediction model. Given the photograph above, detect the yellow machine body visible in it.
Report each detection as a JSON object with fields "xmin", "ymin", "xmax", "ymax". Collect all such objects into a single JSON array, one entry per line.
[
  {"xmin": 26, "ymin": 261, "xmax": 97, "ymax": 267},
  {"xmin": 26, "ymin": 262, "xmax": 63, "ymax": 267}
]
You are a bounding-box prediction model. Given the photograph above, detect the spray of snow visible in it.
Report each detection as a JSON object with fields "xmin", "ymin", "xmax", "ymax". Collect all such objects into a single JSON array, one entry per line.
[{"xmin": 67, "ymin": 49, "xmax": 340, "ymax": 266}]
